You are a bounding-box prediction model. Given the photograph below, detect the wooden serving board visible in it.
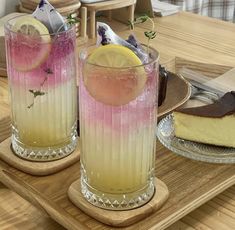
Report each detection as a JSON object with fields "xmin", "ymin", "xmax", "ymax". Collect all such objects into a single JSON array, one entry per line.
[
  {"xmin": 0, "ymin": 141, "xmax": 235, "ymax": 230},
  {"xmin": 1, "ymin": 182, "xmax": 235, "ymax": 230},
  {"xmin": 0, "ymin": 182, "xmax": 65, "ymax": 230}
]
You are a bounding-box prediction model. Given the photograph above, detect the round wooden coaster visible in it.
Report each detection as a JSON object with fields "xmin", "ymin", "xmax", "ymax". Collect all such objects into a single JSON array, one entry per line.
[
  {"xmin": 68, "ymin": 178, "xmax": 169, "ymax": 227},
  {"xmin": 0, "ymin": 138, "xmax": 80, "ymax": 176}
]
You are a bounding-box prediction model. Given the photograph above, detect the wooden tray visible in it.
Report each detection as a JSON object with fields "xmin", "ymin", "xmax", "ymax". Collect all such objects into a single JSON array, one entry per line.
[
  {"xmin": 1, "ymin": 182, "xmax": 235, "ymax": 230},
  {"xmin": 0, "ymin": 182, "xmax": 65, "ymax": 230},
  {"xmin": 0, "ymin": 141, "xmax": 234, "ymax": 230}
]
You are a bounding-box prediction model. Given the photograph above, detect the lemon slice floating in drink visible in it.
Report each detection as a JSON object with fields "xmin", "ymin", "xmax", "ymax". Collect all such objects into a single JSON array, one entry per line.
[
  {"xmin": 84, "ymin": 44, "xmax": 147, "ymax": 106},
  {"xmin": 11, "ymin": 16, "xmax": 51, "ymax": 72}
]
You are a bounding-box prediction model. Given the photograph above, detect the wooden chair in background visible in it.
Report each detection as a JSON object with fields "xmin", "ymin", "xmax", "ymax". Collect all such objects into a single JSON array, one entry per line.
[{"xmin": 81, "ymin": 0, "xmax": 136, "ymax": 38}]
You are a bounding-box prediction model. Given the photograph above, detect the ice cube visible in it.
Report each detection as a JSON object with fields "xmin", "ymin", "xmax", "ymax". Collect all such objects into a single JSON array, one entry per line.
[
  {"xmin": 97, "ymin": 22, "xmax": 149, "ymax": 64},
  {"xmin": 32, "ymin": 0, "xmax": 67, "ymax": 34}
]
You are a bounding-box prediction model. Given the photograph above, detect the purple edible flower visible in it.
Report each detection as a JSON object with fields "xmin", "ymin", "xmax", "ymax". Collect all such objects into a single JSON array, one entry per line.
[
  {"xmin": 126, "ymin": 34, "xmax": 146, "ymax": 55},
  {"xmin": 39, "ymin": 0, "xmax": 46, "ymax": 8},
  {"xmin": 126, "ymin": 34, "xmax": 138, "ymax": 48},
  {"xmin": 96, "ymin": 22, "xmax": 149, "ymax": 63},
  {"xmin": 44, "ymin": 68, "xmax": 53, "ymax": 74},
  {"xmin": 98, "ymin": 26, "xmax": 111, "ymax": 45}
]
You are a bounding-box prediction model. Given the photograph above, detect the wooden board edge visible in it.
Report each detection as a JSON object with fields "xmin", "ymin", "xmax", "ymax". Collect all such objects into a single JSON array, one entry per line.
[
  {"xmin": 0, "ymin": 168, "xmax": 90, "ymax": 230},
  {"xmin": 152, "ymin": 175, "xmax": 235, "ymax": 230}
]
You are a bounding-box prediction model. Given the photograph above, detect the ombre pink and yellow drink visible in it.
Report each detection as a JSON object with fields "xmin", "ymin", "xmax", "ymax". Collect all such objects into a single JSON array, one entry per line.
[
  {"xmin": 79, "ymin": 44, "xmax": 159, "ymax": 210},
  {"xmin": 5, "ymin": 15, "xmax": 77, "ymax": 161}
]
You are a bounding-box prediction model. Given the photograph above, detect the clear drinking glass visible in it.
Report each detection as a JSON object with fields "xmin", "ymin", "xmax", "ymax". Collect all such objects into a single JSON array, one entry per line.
[
  {"xmin": 5, "ymin": 16, "xmax": 78, "ymax": 161},
  {"xmin": 79, "ymin": 45, "xmax": 159, "ymax": 210}
]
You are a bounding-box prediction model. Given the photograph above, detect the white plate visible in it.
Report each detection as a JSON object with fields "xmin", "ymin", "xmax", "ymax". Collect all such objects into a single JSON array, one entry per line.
[{"xmin": 157, "ymin": 114, "xmax": 235, "ymax": 164}]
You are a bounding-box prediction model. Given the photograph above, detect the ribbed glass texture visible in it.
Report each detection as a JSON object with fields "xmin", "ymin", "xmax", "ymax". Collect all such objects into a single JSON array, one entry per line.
[
  {"xmin": 79, "ymin": 45, "xmax": 159, "ymax": 210},
  {"xmin": 5, "ymin": 16, "xmax": 78, "ymax": 161}
]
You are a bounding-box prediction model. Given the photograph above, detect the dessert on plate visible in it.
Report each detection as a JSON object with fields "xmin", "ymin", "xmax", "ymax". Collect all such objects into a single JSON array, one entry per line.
[{"xmin": 173, "ymin": 91, "xmax": 235, "ymax": 148}]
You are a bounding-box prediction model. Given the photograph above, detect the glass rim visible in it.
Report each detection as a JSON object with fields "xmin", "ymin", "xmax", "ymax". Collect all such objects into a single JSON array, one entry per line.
[
  {"xmin": 80, "ymin": 44, "xmax": 160, "ymax": 70},
  {"xmin": 4, "ymin": 14, "xmax": 75, "ymax": 37}
]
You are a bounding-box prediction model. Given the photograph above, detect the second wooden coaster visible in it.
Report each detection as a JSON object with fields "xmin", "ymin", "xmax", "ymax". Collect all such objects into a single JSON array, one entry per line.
[
  {"xmin": 68, "ymin": 178, "xmax": 169, "ymax": 227},
  {"xmin": 0, "ymin": 138, "xmax": 80, "ymax": 176}
]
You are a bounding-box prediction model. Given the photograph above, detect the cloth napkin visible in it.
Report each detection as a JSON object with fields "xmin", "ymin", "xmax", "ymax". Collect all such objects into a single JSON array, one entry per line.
[
  {"xmin": 182, "ymin": 67, "xmax": 235, "ymax": 108},
  {"xmin": 204, "ymin": 68, "xmax": 235, "ymax": 93},
  {"xmin": 151, "ymin": 0, "xmax": 181, "ymax": 16}
]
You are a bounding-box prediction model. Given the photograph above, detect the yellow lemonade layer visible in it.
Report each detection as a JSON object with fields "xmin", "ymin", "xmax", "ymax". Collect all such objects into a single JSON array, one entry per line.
[
  {"xmin": 80, "ymin": 124, "xmax": 156, "ymax": 193},
  {"xmin": 11, "ymin": 78, "xmax": 77, "ymax": 147}
]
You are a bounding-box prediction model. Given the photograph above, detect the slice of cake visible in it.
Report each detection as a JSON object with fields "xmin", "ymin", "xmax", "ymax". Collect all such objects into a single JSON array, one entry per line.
[{"xmin": 173, "ymin": 91, "xmax": 235, "ymax": 148}]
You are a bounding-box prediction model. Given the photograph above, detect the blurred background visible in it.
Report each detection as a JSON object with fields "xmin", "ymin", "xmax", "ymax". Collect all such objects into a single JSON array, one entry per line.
[
  {"xmin": 0, "ymin": 0, "xmax": 18, "ymax": 17},
  {"xmin": 0, "ymin": 0, "xmax": 235, "ymax": 22}
]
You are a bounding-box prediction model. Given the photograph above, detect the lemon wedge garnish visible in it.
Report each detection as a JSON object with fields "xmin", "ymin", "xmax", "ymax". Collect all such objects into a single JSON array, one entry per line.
[{"xmin": 84, "ymin": 44, "xmax": 147, "ymax": 106}]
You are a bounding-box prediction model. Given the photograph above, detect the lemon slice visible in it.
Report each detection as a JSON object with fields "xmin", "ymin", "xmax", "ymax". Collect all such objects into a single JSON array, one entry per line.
[
  {"xmin": 12, "ymin": 16, "xmax": 50, "ymax": 42},
  {"xmin": 88, "ymin": 44, "xmax": 142, "ymax": 67},
  {"xmin": 84, "ymin": 44, "xmax": 147, "ymax": 106},
  {"xmin": 11, "ymin": 16, "xmax": 51, "ymax": 71}
]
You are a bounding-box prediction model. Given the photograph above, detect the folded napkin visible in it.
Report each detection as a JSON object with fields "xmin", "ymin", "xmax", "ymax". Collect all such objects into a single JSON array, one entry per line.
[
  {"xmin": 204, "ymin": 68, "xmax": 235, "ymax": 93},
  {"xmin": 151, "ymin": 0, "xmax": 181, "ymax": 16},
  {"xmin": 182, "ymin": 68, "xmax": 235, "ymax": 108}
]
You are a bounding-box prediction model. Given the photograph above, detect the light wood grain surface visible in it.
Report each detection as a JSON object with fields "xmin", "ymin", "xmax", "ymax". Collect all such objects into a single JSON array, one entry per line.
[
  {"xmin": 0, "ymin": 77, "xmax": 11, "ymax": 142},
  {"xmin": 0, "ymin": 12, "xmax": 235, "ymax": 230}
]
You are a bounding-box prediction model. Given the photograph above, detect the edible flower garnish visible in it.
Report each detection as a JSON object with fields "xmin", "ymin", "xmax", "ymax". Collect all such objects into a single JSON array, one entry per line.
[{"xmin": 28, "ymin": 90, "xmax": 46, "ymax": 109}]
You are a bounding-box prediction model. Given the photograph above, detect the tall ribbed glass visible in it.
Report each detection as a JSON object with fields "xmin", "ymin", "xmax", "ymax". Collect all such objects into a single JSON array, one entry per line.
[
  {"xmin": 5, "ymin": 16, "xmax": 78, "ymax": 161},
  {"xmin": 79, "ymin": 45, "xmax": 159, "ymax": 210}
]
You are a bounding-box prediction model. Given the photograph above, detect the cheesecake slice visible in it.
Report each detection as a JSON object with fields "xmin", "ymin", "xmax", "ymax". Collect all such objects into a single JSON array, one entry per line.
[{"xmin": 173, "ymin": 91, "xmax": 235, "ymax": 148}]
